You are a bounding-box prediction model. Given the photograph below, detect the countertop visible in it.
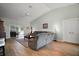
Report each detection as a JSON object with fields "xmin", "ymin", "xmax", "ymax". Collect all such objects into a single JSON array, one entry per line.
[{"xmin": 0, "ymin": 38, "xmax": 5, "ymax": 47}]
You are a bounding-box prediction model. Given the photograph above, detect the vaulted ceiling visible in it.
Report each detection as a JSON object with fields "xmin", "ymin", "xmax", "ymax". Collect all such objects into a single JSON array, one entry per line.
[{"xmin": 0, "ymin": 3, "xmax": 75, "ymax": 21}]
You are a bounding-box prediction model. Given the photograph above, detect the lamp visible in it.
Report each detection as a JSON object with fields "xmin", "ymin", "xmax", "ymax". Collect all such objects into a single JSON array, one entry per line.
[{"xmin": 54, "ymin": 25, "xmax": 60, "ymax": 33}]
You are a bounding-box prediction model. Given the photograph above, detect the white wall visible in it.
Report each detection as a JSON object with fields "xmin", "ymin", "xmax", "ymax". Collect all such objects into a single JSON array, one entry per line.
[
  {"xmin": 15, "ymin": 4, "xmax": 50, "ymax": 35},
  {"xmin": 31, "ymin": 4, "xmax": 79, "ymax": 41}
]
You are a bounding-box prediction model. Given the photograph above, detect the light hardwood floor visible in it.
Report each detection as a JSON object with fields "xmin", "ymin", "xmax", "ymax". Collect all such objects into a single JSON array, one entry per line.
[{"xmin": 5, "ymin": 39, "xmax": 79, "ymax": 56}]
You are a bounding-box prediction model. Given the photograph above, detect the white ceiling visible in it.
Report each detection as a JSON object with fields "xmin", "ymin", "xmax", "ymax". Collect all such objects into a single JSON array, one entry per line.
[
  {"xmin": 0, "ymin": 3, "xmax": 75, "ymax": 20},
  {"xmin": 45, "ymin": 3, "xmax": 75, "ymax": 9}
]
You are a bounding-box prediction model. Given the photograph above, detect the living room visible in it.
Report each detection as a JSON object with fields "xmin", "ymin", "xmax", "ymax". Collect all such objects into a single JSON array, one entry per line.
[{"xmin": 0, "ymin": 3, "xmax": 79, "ymax": 56}]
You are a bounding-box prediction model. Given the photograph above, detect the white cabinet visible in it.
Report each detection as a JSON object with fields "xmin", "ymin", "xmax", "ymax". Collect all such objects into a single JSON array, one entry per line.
[{"xmin": 63, "ymin": 18, "xmax": 79, "ymax": 44}]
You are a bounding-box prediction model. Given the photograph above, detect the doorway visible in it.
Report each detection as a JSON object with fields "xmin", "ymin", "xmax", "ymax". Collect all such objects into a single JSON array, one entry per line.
[{"xmin": 10, "ymin": 25, "xmax": 19, "ymax": 38}]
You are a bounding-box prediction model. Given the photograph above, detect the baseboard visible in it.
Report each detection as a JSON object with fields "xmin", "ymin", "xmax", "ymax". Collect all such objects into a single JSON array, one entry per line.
[{"xmin": 56, "ymin": 39, "xmax": 79, "ymax": 46}]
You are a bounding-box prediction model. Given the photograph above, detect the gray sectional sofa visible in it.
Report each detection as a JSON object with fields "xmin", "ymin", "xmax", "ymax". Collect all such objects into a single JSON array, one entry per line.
[{"xmin": 28, "ymin": 31, "xmax": 55, "ymax": 50}]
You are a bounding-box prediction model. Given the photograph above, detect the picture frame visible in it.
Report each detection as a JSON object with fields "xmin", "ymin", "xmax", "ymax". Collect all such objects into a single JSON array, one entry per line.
[{"xmin": 43, "ymin": 23, "xmax": 48, "ymax": 29}]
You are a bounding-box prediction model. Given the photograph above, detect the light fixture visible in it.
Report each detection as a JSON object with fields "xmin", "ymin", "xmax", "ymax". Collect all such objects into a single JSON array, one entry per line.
[
  {"xmin": 25, "ymin": 12, "xmax": 30, "ymax": 16},
  {"xmin": 28, "ymin": 5, "xmax": 32, "ymax": 8},
  {"xmin": 25, "ymin": 5, "xmax": 32, "ymax": 16}
]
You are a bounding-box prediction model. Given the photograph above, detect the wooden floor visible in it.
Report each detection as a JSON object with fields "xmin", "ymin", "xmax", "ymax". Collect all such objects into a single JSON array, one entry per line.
[{"xmin": 5, "ymin": 39, "xmax": 79, "ymax": 56}]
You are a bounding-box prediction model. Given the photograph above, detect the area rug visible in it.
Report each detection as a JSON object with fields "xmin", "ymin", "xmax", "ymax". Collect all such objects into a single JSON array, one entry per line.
[{"xmin": 16, "ymin": 38, "xmax": 28, "ymax": 48}]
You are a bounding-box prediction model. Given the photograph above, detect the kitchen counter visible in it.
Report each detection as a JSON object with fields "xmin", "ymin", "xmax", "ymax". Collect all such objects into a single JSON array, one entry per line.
[
  {"xmin": 0, "ymin": 41, "xmax": 5, "ymax": 47},
  {"xmin": 0, "ymin": 38, "xmax": 5, "ymax": 56},
  {"xmin": 0, "ymin": 38, "xmax": 5, "ymax": 47}
]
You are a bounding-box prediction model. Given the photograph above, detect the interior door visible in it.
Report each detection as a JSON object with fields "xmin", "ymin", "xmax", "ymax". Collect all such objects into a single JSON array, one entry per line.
[{"xmin": 63, "ymin": 19, "xmax": 79, "ymax": 44}]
